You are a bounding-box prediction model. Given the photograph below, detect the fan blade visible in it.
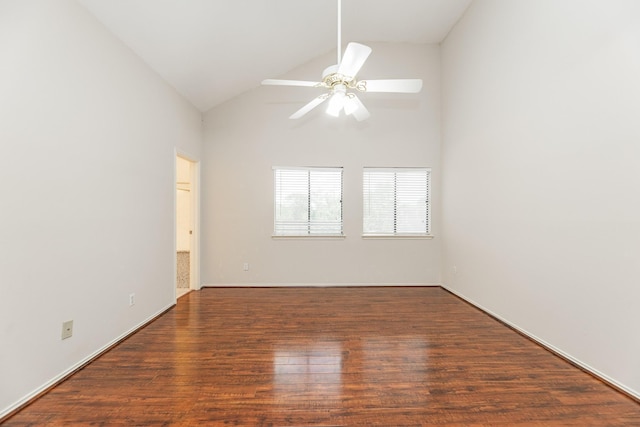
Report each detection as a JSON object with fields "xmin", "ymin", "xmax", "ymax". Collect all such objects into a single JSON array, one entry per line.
[
  {"xmin": 344, "ymin": 95, "xmax": 370, "ymax": 122},
  {"xmin": 337, "ymin": 42, "xmax": 372, "ymax": 78},
  {"xmin": 289, "ymin": 95, "xmax": 328, "ymax": 119},
  {"xmin": 361, "ymin": 79, "xmax": 423, "ymax": 93},
  {"xmin": 262, "ymin": 79, "xmax": 320, "ymax": 87}
]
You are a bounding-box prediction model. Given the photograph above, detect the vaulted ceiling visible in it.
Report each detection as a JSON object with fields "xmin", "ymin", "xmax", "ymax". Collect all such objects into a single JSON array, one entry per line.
[{"xmin": 78, "ymin": 0, "xmax": 472, "ymax": 112}]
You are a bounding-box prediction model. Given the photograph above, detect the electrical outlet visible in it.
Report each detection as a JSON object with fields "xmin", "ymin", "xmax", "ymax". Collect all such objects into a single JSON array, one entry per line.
[
  {"xmin": 453, "ymin": 265, "xmax": 457, "ymax": 275},
  {"xmin": 129, "ymin": 293, "xmax": 135, "ymax": 306},
  {"xmin": 243, "ymin": 262, "xmax": 249, "ymax": 271},
  {"xmin": 61, "ymin": 320, "xmax": 73, "ymax": 340}
]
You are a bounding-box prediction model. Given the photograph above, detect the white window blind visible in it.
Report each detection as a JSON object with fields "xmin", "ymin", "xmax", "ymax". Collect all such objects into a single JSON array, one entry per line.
[
  {"xmin": 274, "ymin": 167, "xmax": 343, "ymax": 236},
  {"xmin": 363, "ymin": 168, "xmax": 431, "ymax": 236}
]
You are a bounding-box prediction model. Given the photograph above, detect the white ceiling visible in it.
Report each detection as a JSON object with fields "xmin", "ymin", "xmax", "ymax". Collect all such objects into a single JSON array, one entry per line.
[{"xmin": 77, "ymin": 0, "xmax": 472, "ymax": 112}]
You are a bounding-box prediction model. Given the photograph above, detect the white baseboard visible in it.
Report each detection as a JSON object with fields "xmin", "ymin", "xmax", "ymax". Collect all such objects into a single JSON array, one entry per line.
[
  {"xmin": 441, "ymin": 284, "xmax": 640, "ymax": 402},
  {"xmin": 1, "ymin": 303, "xmax": 175, "ymax": 420},
  {"xmin": 202, "ymin": 283, "xmax": 441, "ymax": 288}
]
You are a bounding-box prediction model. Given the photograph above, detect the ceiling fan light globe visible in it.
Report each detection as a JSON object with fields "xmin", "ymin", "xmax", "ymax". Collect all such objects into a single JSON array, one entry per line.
[
  {"xmin": 343, "ymin": 96, "xmax": 357, "ymax": 116},
  {"xmin": 326, "ymin": 108, "xmax": 341, "ymax": 118},
  {"xmin": 326, "ymin": 92, "xmax": 346, "ymax": 117}
]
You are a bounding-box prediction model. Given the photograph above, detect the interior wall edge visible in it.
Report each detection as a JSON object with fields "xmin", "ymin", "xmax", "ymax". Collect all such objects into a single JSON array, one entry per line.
[
  {"xmin": 441, "ymin": 284, "xmax": 640, "ymax": 403},
  {"xmin": 0, "ymin": 303, "xmax": 175, "ymax": 422}
]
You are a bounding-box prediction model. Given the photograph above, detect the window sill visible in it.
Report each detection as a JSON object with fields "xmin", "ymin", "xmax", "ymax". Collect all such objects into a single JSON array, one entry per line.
[
  {"xmin": 362, "ymin": 234, "xmax": 434, "ymax": 240},
  {"xmin": 272, "ymin": 234, "xmax": 346, "ymax": 240}
]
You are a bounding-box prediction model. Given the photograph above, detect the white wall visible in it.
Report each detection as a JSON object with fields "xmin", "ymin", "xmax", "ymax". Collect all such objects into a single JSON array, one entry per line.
[
  {"xmin": 441, "ymin": 0, "xmax": 640, "ymax": 397},
  {"xmin": 0, "ymin": 0, "xmax": 202, "ymax": 416},
  {"xmin": 176, "ymin": 156, "xmax": 192, "ymax": 252},
  {"xmin": 202, "ymin": 43, "xmax": 441, "ymax": 286}
]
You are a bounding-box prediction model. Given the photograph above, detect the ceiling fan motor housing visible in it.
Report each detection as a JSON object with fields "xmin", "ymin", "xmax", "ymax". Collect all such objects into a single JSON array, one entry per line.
[{"xmin": 322, "ymin": 64, "xmax": 365, "ymax": 92}]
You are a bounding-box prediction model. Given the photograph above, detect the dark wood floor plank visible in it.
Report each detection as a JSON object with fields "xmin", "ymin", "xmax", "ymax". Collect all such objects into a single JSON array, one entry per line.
[{"xmin": 4, "ymin": 287, "xmax": 639, "ymax": 426}]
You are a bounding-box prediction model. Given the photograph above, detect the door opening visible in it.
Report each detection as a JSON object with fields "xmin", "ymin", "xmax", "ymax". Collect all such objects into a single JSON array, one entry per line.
[{"xmin": 176, "ymin": 154, "xmax": 198, "ymax": 299}]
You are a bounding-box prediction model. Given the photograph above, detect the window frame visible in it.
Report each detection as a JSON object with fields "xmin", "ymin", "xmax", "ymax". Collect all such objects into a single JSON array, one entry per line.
[
  {"xmin": 362, "ymin": 167, "xmax": 433, "ymax": 239},
  {"xmin": 272, "ymin": 166, "xmax": 344, "ymax": 238}
]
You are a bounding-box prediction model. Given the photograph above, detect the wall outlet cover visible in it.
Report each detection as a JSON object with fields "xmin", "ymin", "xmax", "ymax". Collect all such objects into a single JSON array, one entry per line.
[{"xmin": 61, "ymin": 320, "xmax": 73, "ymax": 340}]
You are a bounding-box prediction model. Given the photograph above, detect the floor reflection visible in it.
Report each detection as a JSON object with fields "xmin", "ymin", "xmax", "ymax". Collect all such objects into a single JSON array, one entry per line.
[
  {"xmin": 361, "ymin": 336, "xmax": 428, "ymax": 384},
  {"xmin": 272, "ymin": 341, "xmax": 343, "ymax": 404}
]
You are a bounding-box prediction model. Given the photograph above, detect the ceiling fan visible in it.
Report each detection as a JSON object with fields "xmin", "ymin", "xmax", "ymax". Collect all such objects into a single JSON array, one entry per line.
[{"xmin": 261, "ymin": 0, "xmax": 423, "ymax": 121}]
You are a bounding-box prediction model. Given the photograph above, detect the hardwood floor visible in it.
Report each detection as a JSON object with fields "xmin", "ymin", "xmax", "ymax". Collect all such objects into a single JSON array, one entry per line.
[{"xmin": 5, "ymin": 287, "xmax": 640, "ymax": 426}]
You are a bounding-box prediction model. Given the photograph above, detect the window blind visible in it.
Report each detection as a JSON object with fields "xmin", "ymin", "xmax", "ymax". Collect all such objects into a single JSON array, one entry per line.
[
  {"xmin": 274, "ymin": 167, "xmax": 343, "ymax": 236},
  {"xmin": 363, "ymin": 168, "xmax": 431, "ymax": 235}
]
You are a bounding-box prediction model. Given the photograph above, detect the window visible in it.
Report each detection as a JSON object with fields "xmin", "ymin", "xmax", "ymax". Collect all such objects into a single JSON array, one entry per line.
[
  {"xmin": 273, "ymin": 167, "xmax": 343, "ymax": 236},
  {"xmin": 363, "ymin": 168, "xmax": 431, "ymax": 236}
]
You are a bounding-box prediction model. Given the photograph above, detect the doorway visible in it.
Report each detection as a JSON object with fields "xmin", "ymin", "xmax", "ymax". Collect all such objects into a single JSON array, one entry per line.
[{"xmin": 176, "ymin": 154, "xmax": 198, "ymax": 299}]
